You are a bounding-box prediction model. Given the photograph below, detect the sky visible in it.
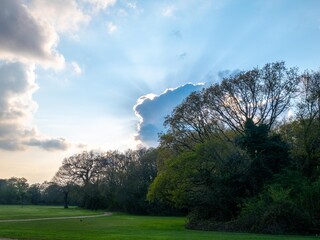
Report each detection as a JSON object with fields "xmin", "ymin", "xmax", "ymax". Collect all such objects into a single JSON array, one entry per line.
[{"xmin": 1, "ymin": 0, "xmax": 320, "ymax": 183}]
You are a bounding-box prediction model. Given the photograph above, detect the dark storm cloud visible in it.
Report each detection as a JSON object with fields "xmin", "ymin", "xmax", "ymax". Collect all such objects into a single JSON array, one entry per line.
[{"xmin": 24, "ymin": 138, "xmax": 70, "ymax": 151}]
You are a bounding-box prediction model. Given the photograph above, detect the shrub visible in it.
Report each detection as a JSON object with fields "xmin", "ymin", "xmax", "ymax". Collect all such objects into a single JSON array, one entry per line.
[{"xmin": 258, "ymin": 201, "xmax": 312, "ymax": 234}]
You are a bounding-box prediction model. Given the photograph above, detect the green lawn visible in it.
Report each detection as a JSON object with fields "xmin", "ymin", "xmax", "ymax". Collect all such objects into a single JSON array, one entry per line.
[
  {"xmin": 0, "ymin": 205, "xmax": 318, "ymax": 240},
  {"xmin": 0, "ymin": 205, "xmax": 103, "ymax": 220}
]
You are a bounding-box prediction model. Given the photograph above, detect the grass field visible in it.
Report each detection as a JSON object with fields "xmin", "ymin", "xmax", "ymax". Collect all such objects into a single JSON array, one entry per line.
[
  {"xmin": 0, "ymin": 205, "xmax": 319, "ymax": 240},
  {"xmin": 0, "ymin": 205, "xmax": 104, "ymax": 220}
]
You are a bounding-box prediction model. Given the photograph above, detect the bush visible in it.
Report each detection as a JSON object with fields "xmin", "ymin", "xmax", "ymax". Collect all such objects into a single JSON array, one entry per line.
[
  {"xmin": 236, "ymin": 185, "xmax": 314, "ymax": 234},
  {"xmin": 258, "ymin": 201, "xmax": 312, "ymax": 234}
]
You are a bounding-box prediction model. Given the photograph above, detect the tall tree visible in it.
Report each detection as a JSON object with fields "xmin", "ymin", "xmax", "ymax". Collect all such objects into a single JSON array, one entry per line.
[
  {"xmin": 53, "ymin": 151, "xmax": 103, "ymax": 208},
  {"xmin": 161, "ymin": 62, "xmax": 299, "ymax": 151},
  {"xmin": 7, "ymin": 177, "xmax": 29, "ymax": 205},
  {"xmin": 203, "ymin": 62, "xmax": 299, "ymax": 135},
  {"xmin": 162, "ymin": 91, "xmax": 224, "ymax": 151},
  {"xmin": 293, "ymin": 70, "xmax": 320, "ymax": 178}
]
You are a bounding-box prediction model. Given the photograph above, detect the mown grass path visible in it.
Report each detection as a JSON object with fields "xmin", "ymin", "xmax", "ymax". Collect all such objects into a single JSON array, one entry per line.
[
  {"xmin": 0, "ymin": 212, "xmax": 112, "ymax": 223},
  {"xmin": 0, "ymin": 205, "xmax": 104, "ymax": 220}
]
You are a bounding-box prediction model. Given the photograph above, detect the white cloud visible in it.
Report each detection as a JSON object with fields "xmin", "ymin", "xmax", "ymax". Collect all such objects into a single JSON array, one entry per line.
[
  {"xmin": 29, "ymin": 0, "xmax": 91, "ymax": 34},
  {"xmin": 127, "ymin": 1, "xmax": 137, "ymax": 9},
  {"xmin": 118, "ymin": 9, "xmax": 128, "ymax": 17},
  {"xmin": 0, "ymin": 62, "xmax": 38, "ymax": 123},
  {"xmin": 82, "ymin": 0, "xmax": 117, "ymax": 12},
  {"xmin": 0, "ymin": 61, "xmax": 70, "ymax": 151},
  {"xmin": 162, "ymin": 5, "xmax": 175, "ymax": 17},
  {"xmin": 107, "ymin": 21, "xmax": 118, "ymax": 34},
  {"xmin": 71, "ymin": 61, "xmax": 83, "ymax": 75}
]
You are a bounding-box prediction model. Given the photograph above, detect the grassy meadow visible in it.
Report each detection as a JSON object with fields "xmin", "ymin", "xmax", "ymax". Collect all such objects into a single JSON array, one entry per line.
[
  {"xmin": 0, "ymin": 205, "xmax": 104, "ymax": 220},
  {"xmin": 0, "ymin": 205, "xmax": 319, "ymax": 240}
]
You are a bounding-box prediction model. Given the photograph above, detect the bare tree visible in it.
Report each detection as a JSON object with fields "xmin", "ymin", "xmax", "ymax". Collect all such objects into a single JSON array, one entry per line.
[
  {"xmin": 295, "ymin": 70, "xmax": 320, "ymax": 177},
  {"xmin": 297, "ymin": 70, "xmax": 320, "ymax": 124},
  {"xmin": 55, "ymin": 151, "xmax": 103, "ymax": 186},
  {"xmin": 204, "ymin": 62, "xmax": 299, "ymax": 134}
]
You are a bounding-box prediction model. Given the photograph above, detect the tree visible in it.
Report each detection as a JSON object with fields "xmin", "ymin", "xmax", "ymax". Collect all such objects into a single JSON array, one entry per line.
[
  {"xmin": 115, "ymin": 148, "xmax": 159, "ymax": 214},
  {"xmin": 6, "ymin": 177, "xmax": 29, "ymax": 205},
  {"xmin": 27, "ymin": 183, "xmax": 42, "ymax": 205},
  {"xmin": 236, "ymin": 119, "xmax": 290, "ymax": 195},
  {"xmin": 52, "ymin": 174, "xmax": 73, "ymax": 208},
  {"xmin": 40, "ymin": 181, "xmax": 64, "ymax": 205},
  {"xmin": 162, "ymin": 91, "xmax": 223, "ymax": 151},
  {"xmin": 56, "ymin": 151, "xmax": 103, "ymax": 186},
  {"xmin": 203, "ymin": 62, "xmax": 299, "ymax": 135},
  {"xmin": 295, "ymin": 70, "xmax": 320, "ymax": 178},
  {"xmin": 148, "ymin": 138, "xmax": 245, "ymax": 221},
  {"xmin": 53, "ymin": 151, "xmax": 103, "ymax": 208},
  {"xmin": 0, "ymin": 179, "xmax": 7, "ymax": 204},
  {"xmin": 161, "ymin": 62, "xmax": 299, "ymax": 152}
]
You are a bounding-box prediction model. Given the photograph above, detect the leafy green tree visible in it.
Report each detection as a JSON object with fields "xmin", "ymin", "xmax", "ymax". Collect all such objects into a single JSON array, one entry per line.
[
  {"xmin": 236, "ymin": 119, "xmax": 290, "ymax": 195},
  {"xmin": 149, "ymin": 138, "xmax": 245, "ymax": 220},
  {"xmin": 27, "ymin": 183, "xmax": 42, "ymax": 205},
  {"xmin": 6, "ymin": 177, "xmax": 29, "ymax": 205}
]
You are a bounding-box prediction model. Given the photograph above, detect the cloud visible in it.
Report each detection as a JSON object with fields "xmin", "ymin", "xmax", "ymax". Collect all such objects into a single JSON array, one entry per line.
[
  {"xmin": 0, "ymin": 0, "xmax": 65, "ymax": 69},
  {"xmin": 0, "ymin": 61, "xmax": 70, "ymax": 151},
  {"xmin": 24, "ymin": 138, "xmax": 70, "ymax": 151},
  {"xmin": 0, "ymin": 0, "xmax": 119, "ymax": 151},
  {"xmin": 162, "ymin": 5, "xmax": 175, "ymax": 17},
  {"xmin": 178, "ymin": 52, "xmax": 187, "ymax": 60},
  {"xmin": 71, "ymin": 61, "xmax": 83, "ymax": 75},
  {"xmin": 107, "ymin": 21, "xmax": 117, "ymax": 34},
  {"xmin": 29, "ymin": 0, "xmax": 91, "ymax": 34},
  {"xmin": 133, "ymin": 83, "xmax": 204, "ymax": 147},
  {"xmin": 172, "ymin": 29, "xmax": 182, "ymax": 38},
  {"xmin": 127, "ymin": 1, "xmax": 137, "ymax": 9},
  {"xmin": 0, "ymin": 62, "xmax": 38, "ymax": 122},
  {"xmin": 82, "ymin": 0, "xmax": 117, "ymax": 12},
  {"xmin": 0, "ymin": 0, "xmax": 116, "ymax": 69}
]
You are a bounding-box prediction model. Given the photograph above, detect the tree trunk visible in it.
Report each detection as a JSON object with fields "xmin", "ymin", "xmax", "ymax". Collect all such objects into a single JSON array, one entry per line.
[{"xmin": 64, "ymin": 191, "xmax": 69, "ymax": 209}]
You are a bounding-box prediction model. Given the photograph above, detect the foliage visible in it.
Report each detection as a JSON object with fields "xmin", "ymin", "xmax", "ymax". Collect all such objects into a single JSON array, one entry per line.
[
  {"xmin": 0, "ymin": 177, "xmax": 29, "ymax": 205},
  {"xmin": 238, "ymin": 183, "xmax": 313, "ymax": 234},
  {"xmin": 236, "ymin": 119, "xmax": 290, "ymax": 196},
  {"xmin": 149, "ymin": 138, "xmax": 248, "ymax": 221}
]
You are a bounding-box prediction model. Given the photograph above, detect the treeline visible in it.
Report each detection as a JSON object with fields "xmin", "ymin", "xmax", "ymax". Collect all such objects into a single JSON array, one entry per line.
[
  {"xmin": 0, "ymin": 177, "xmax": 80, "ymax": 206},
  {"xmin": 0, "ymin": 149, "xmax": 177, "ymax": 215},
  {"xmin": 52, "ymin": 148, "xmax": 177, "ymax": 215},
  {"xmin": 1, "ymin": 62, "xmax": 319, "ymax": 235}
]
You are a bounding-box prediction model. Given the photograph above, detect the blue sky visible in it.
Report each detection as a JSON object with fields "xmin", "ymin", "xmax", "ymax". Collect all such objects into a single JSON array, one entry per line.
[{"xmin": 0, "ymin": 0, "xmax": 320, "ymax": 183}]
